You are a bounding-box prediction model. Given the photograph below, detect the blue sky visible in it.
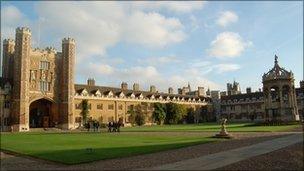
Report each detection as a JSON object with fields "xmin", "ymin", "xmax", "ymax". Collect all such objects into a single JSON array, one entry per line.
[{"xmin": 1, "ymin": 1, "xmax": 303, "ymax": 93}]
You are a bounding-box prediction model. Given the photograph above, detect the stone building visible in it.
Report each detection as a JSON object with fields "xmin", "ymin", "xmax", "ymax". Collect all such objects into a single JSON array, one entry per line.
[
  {"xmin": 262, "ymin": 55, "xmax": 299, "ymax": 121},
  {"xmin": 73, "ymin": 81, "xmax": 211, "ymax": 128},
  {"xmin": 220, "ymin": 56, "xmax": 302, "ymax": 122},
  {"xmin": 1, "ymin": 27, "xmax": 75, "ymax": 131},
  {"xmin": 0, "ymin": 27, "xmax": 212, "ymax": 132},
  {"xmin": 227, "ymin": 81, "xmax": 241, "ymax": 96}
]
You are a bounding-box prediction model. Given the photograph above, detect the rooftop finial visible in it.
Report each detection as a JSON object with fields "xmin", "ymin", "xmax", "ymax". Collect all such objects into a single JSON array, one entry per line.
[{"xmin": 274, "ymin": 55, "xmax": 278, "ymax": 65}]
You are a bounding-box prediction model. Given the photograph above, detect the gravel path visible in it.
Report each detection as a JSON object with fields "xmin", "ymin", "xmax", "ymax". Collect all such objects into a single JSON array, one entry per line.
[
  {"xmin": 1, "ymin": 132, "xmax": 296, "ymax": 170},
  {"xmin": 217, "ymin": 142, "xmax": 303, "ymax": 170}
]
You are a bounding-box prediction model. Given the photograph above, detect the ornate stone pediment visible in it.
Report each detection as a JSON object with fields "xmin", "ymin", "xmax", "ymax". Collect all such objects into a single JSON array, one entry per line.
[{"xmin": 263, "ymin": 55, "xmax": 293, "ymax": 81}]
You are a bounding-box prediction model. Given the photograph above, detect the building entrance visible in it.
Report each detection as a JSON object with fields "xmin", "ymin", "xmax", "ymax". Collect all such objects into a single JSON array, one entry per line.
[{"xmin": 29, "ymin": 98, "xmax": 54, "ymax": 128}]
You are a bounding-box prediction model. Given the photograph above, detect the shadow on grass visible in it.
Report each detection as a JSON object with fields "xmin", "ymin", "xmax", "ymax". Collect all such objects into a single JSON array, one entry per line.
[{"xmin": 9, "ymin": 140, "xmax": 216, "ymax": 165}]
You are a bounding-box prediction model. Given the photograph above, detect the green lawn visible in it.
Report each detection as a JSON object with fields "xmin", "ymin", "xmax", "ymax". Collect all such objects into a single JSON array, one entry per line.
[
  {"xmin": 0, "ymin": 132, "xmax": 216, "ymax": 164},
  {"xmin": 1, "ymin": 123, "xmax": 301, "ymax": 164},
  {"xmin": 121, "ymin": 123, "xmax": 301, "ymax": 132}
]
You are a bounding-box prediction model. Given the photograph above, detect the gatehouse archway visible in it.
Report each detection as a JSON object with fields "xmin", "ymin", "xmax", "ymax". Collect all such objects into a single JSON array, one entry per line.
[{"xmin": 29, "ymin": 98, "xmax": 54, "ymax": 128}]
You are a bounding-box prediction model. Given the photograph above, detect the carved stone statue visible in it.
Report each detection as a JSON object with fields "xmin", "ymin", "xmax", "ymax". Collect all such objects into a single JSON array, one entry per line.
[
  {"xmin": 30, "ymin": 70, "xmax": 36, "ymax": 81},
  {"xmin": 220, "ymin": 118, "xmax": 228, "ymax": 135},
  {"xmin": 41, "ymin": 70, "xmax": 46, "ymax": 80},
  {"xmin": 215, "ymin": 118, "xmax": 232, "ymax": 138}
]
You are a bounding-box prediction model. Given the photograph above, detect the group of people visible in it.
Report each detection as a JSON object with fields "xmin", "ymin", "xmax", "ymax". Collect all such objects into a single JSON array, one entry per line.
[
  {"xmin": 108, "ymin": 121, "xmax": 122, "ymax": 132},
  {"xmin": 85, "ymin": 120, "xmax": 100, "ymax": 132},
  {"xmin": 84, "ymin": 120, "xmax": 123, "ymax": 133}
]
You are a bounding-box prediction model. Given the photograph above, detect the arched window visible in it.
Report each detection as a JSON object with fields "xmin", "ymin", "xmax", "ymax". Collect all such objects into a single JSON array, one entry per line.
[
  {"xmin": 282, "ymin": 85, "xmax": 290, "ymax": 104},
  {"xmin": 270, "ymin": 86, "xmax": 279, "ymax": 102}
]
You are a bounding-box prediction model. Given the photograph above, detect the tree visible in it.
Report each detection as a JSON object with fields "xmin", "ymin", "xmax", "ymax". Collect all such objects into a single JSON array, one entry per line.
[
  {"xmin": 127, "ymin": 104, "xmax": 147, "ymax": 126},
  {"xmin": 153, "ymin": 103, "xmax": 166, "ymax": 125},
  {"xmin": 127, "ymin": 107, "xmax": 136, "ymax": 126},
  {"xmin": 81, "ymin": 99, "xmax": 89, "ymax": 124},
  {"xmin": 165, "ymin": 103, "xmax": 187, "ymax": 124},
  {"xmin": 176, "ymin": 104, "xmax": 187, "ymax": 124},
  {"xmin": 200, "ymin": 106, "xmax": 208, "ymax": 122},
  {"xmin": 186, "ymin": 108, "xmax": 195, "ymax": 124},
  {"xmin": 135, "ymin": 104, "xmax": 146, "ymax": 126}
]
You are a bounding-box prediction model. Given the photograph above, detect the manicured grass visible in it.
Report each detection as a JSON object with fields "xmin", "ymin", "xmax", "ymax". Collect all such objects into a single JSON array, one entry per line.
[
  {"xmin": 1, "ymin": 123, "xmax": 301, "ymax": 164},
  {"xmin": 121, "ymin": 123, "xmax": 301, "ymax": 132},
  {"xmin": 0, "ymin": 132, "xmax": 216, "ymax": 164}
]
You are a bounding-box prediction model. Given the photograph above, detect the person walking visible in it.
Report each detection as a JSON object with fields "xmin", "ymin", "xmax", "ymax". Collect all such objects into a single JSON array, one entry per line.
[
  {"xmin": 96, "ymin": 121, "xmax": 100, "ymax": 132},
  {"xmin": 87, "ymin": 122, "xmax": 90, "ymax": 132},
  {"xmin": 108, "ymin": 121, "xmax": 112, "ymax": 132}
]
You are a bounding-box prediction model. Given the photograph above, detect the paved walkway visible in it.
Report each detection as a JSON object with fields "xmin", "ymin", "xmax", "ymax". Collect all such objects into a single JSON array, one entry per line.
[{"xmin": 144, "ymin": 133, "xmax": 303, "ymax": 170}]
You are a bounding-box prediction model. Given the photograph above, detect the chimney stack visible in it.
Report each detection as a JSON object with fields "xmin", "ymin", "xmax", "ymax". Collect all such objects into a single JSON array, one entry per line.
[
  {"xmin": 246, "ymin": 87, "xmax": 252, "ymax": 94},
  {"xmin": 121, "ymin": 82, "xmax": 128, "ymax": 90},
  {"xmin": 87, "ymin": 78, "xmax": 95, "ymax": 86},
  {"xmin": 168, "ymin": 87, "xmax": 173, "ymax": 94},
  {"xmin": 133, "ymin": 83, "xmax": 139, "ymax": 91},
  {"xmin": 178, "ymin": 88, "xmax": 186, "ymax": 95},
  {"xmin": 150, "ymin": 85, "xmax": 156, "ymax": 93},
  {"xmin": 197, "ymin": 87, "xmax": 205, "ymax": 96}
]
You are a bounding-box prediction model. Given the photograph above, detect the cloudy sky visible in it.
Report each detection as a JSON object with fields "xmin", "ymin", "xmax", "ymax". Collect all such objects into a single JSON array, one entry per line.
[{"xmin": 1, "ymin": 1, "xmax": 303, "ymax": 93}]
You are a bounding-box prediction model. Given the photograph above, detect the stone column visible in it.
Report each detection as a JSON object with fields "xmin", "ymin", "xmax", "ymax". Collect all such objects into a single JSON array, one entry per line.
[
  {"xmin": 279, "ymin": 86, "xmax": 283, "ymax": 120},
  {"xmin": 267, "ymin": 90, "xmax": 272, "ymax": 121},
  {"xmin": 12, "ymin": 27, "xmax": 31, "ymax": 132},
  {"xmin": 114, "ymin": 101, "xmax": 118, "ymax": 122}
]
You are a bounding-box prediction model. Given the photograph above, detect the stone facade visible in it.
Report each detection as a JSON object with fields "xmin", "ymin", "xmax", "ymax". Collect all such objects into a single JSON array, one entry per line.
[
  {"xmin": 1, "ymin": 27, "xmax": 302, "ymax": 131},
  {"xmin": 220, "ymin": 56, "xmax": 302, "ymax": 122},
  {"xmin": 262, "ymin": 55, "xmax": 299, "ymax": 121},
  {"xmin": 1, "ymin": 27, "xmax": 75, "ymax": 131},
  {"xmin": 0, "ymin": 27, "xmax": 211, "ymax": 132},
  {"xmin": 73, "ymin": 82, "xmax": 211, "ymax": 127}
]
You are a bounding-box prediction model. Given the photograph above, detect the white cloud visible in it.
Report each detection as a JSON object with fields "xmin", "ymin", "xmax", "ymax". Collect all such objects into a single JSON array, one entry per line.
[
  {"xmin": 119, "ymin": 66, "xmax": 159, "ymax": 79},
  {"xmin": 191, "ymin": 61, "xmax": 212, "ymax": 68},
  {"xmin": 138, "ymin": 55, "xmax": 181, "ymax": 66},
  {"xmin": 1, "ymin": 5, "xmax": 30, "ymax": 39},
  {"xmin": 189, "ymin": 60, "xmax": 240, "ymax": 75},
  {"xmin": 123, "ymin": 11, "xmax": 186, "ymax": 48},
  {"xmin": 113, "ymin": 65, "xmax": 221, "ymax": 92},
  {"xmin": 33, "ymin": 2, "xmax": 187, "ymax": 58},
  {"xmin": 79, "ymin": 63, "xmax": 114, "ymax": 77},
  {"xmin": 130, "ymin": 1, "xmax": 206, "ymax": 13},
  {"xmin": 78, "ymin": 62, "xmax": 222, "ymax": 92},
  {"xmin": 207, "ymin": 32, "xmax": 252, "ymax": 58},
  {"xmin": 35, "ymin": 2, "xmax": 125, "ymax": 58},
  {"xmin": 2, "ymin": 2, "xmax": 223, "ymax": 92},
  {"xmin": 190, "ymin": 15, "xmax": 199, "ymax": 31},
  {"xmin": 214, "ymin": 64, "xmax": 241, "ymax": 73},
  {"xmin": 216, "ymin": 11, "xmax": 238, "ymax": 27},
  {"xmin": 0, "ymin": 2, "xmax": 188, "ymax": 60}
]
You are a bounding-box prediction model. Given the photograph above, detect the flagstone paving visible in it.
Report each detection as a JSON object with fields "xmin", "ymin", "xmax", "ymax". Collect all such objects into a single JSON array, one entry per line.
[{"xmin": 144, "ymin": 133, "xmax": 303, "ymax": 170}]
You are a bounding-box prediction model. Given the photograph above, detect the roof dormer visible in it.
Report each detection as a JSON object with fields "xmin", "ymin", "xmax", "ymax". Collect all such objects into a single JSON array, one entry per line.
[
  {"xmin": 80, "ymin": 88, "xmax": 89, "ymax": 96},
  {"xmin": 104, "ymin": 91, "xmax": 114, "ymax": 98}
]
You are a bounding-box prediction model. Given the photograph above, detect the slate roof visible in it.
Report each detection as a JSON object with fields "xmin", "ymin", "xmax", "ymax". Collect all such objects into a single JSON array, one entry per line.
[
  {"xmin": 221, "ymin": 92, "xmax": 264, "ymax": 101},
  {"xmin": 74, "ymin": 84, "xmax": 210, "ymax": 101}
]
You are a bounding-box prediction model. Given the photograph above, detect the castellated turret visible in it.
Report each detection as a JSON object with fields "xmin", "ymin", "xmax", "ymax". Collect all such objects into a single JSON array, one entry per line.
[
  {"xmin": 168, "ymin": 87, "xmax": 173, "ymax": 94},
  {"xmin": 11, "ymin": 27, "xmax": 32, "ymax": 131},
  {"xmin": 61, "ymin": 37, "xmax": 75, "ymax": 129},
  {"xmin": 16, "ymin": 27, "xmax": 31, "ymax": 35},
  {"xmin": 2, "ymin": 39, "xmax": 15, "ymax": 79}
]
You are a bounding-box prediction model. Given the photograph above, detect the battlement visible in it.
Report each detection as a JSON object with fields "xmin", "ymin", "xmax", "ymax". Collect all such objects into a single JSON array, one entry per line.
[
  {"xmin": 32, "ymin": 47, "xmax": 57, "ymax": 54},
  {"xmin": 45, "ymin": 46, "xmax": 57, "ymax": 53},
  {"xmin": 62, "ymin": 37, "xmax": 75, "ymax": 44},
  {"xmin": 16, "ymin": 27, "xmax": 31, "ymax": 35},
  {"xmin": 3, "ymin": 39, "xmax": 15, "ymax": 44}
]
